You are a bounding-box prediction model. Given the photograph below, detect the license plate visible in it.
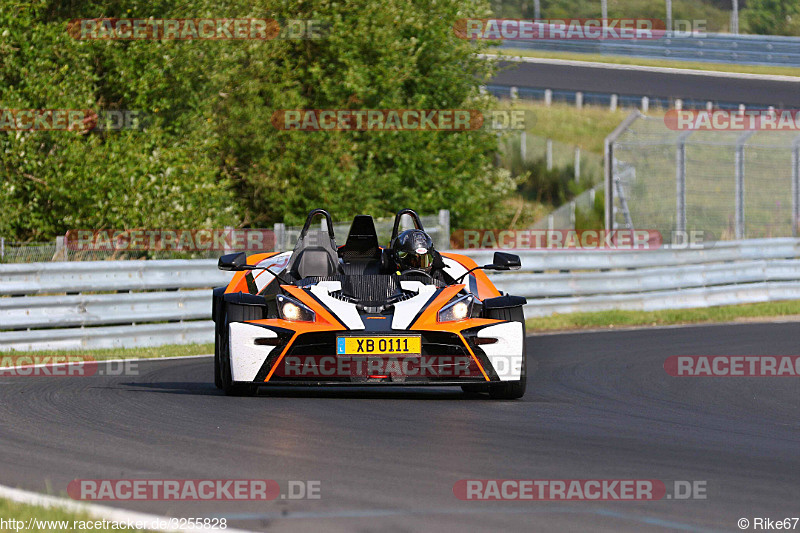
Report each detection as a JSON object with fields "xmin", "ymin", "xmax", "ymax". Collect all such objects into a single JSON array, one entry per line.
[{"xmin": 337, "ymin": 336, "xmax": 421, "ymax": 355}]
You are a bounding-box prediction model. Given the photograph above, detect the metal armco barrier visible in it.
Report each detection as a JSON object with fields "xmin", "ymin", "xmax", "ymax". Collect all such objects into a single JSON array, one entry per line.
[
  {"xmin": 501, "ymin": 32, "xmax": 800, "ymax": 67},
  {"xmin": 1, "ymin": 238, "xmax": 799, "ymax": 350}
]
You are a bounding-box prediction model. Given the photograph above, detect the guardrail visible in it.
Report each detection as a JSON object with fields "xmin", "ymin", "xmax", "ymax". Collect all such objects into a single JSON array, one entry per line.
[
  {"xmin": 1, "ymin": 238, "xmax": 799, "ymax": 350},
  {"xmin": 500, "ymin": 31, "xmax": 800, "ymax": 67}
]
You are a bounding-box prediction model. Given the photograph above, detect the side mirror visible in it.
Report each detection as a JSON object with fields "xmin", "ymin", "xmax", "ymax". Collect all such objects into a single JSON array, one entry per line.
[
  {"xmin": 218, "ymin": 252, "xmax": 248, "ymax": 271},
  {"xmin": 489, "ymin": 251, "xmax": 521, "ymax": 271}
]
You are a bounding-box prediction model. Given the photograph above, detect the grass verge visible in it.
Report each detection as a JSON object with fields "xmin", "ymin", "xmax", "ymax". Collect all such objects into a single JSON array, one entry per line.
[
  {"xmin": 499, "ymin": 100, "xmax": 658, "ymax": 154},
  {"xmin": 498, "ymin": 48, "xmax": 800, "ymax": 78},
  {"xmin": 527, "ymin": 300, "xmax": 800, "ymax": 332},
  {"xmin": 0, "ymin": 343, "xmax": 213, "ymax": 362},
  {"xmin": 0, "ymin": 497, "xmax": 141, "ymax": 532}
]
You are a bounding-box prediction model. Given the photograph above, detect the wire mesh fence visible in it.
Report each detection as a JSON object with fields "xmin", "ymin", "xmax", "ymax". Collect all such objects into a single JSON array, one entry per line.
[{"xmin": 610, "ymin": 115, "xmax": 800, "ymax": 242}]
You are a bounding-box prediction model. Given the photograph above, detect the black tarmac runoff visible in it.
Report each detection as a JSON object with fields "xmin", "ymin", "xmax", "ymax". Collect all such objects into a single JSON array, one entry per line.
[{"xmin": 1, "ymin": 322, "xmax": 798, "ymax": 532}]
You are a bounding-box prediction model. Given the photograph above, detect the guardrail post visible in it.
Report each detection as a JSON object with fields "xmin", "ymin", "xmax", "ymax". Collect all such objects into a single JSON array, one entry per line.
[
  {"xmin": 735, "ymin": 131, "xmax": 755, "ymax": 239},
  {"xmin": 53, "ymin": 236, "xmax": 67, "ymax": 262},
  {"xmin": 675, "ymin": 131, "xmax": 692, "ymax": 235},
  {"xmin": 675, "ymin": 99, "xmax": 683, "ymax": 111},
  {"xmin": 610, "ymin": 94, "xmax": 618, "ymax": 112},
  {"xmin": 792, "ymin": 138, "xmax": 800, "ymax": 236},
  {"xmin": 520, "ymin": 130, "xmax": 527, "ymax": 162},
  {"xmin": 546, "ymin": 139, "xmax": 553, "ymax": 170},
  {"xmin": 575, "ymin": 92, "xmax": 583, "ymax": 109},
  {"xmin": 510, "ymin": 86, "xmax": 518, "ymax": 100},
  {"xmin": 544, "ymin": 89, "xmax": 552, "ymax": 106},
  {"xmin": 641, "ymin": 97, "xmax": 649, "ymax": 113},
  {"xmin": 574, "ymin": 147, "xmax": 581, "ymax": 181},
  {"xmin": 438, "ymin": 209, "xmax": 450, "ymax": 245}
]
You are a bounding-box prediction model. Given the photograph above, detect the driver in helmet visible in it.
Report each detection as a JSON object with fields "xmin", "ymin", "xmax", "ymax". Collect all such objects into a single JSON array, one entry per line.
[{"xmin": 391, "ymin": 229, "xmax": 447, "ymax": 281}]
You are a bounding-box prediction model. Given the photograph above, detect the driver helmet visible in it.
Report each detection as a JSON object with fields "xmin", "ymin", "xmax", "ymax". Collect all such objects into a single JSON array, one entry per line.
[{"xmin": 393, "ymin": 229, "xmax": 435, "ymax": 273}]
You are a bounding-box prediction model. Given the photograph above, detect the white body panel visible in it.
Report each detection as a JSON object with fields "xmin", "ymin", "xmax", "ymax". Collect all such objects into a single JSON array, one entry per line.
[
  {"xmin": 228, "ymin": 322, "xmax": 277, "ymax": 382},
  {"xmin": 477, "ymin": 321, "xmax": 524, "ymax": 381}
]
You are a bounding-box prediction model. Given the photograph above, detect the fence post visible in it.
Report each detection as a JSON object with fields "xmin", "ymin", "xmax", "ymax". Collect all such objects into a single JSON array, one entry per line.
[
  {"xmin": 533, "ymin": 0, "xmax": 541, "ymax": 19},
  {"xmin": 793, "ymin": 138, "xmax": 800, "ymax": 237},
  {"xmin": 666, "ymin": 0, "xmax": 672, "ymax": 34},
  {"xmin": 0, "ymin": 237, "xmax": 3, "ymax": 262},
  {"xmin": 273, "ymin": 222, "xmax": 285, "ymax": 252},
  {"xmin": 54, "ymin": 236, "xmax": 66, "ymax": 261},
  {"xmin": 793, "ymin": 139, "xmax": 800, "ymax": 237},
  {"xmin": 575, "ymin": 92, "xmax": 583, "ymax": 109},
  {"xmin": 610, "ymin": 94, "xmax": 618, "ymax": 112},
  {"xmin": 520, "ymin": 130, "xmax": 527, "ymax": 162},
  {"xmin": 604, "ymin": 111, "xmax": 642, "ymax": 231},
  {"xmin": 735, "ymin": 131, "xmax": 755, "ymax": 239},
  {"xmin": 224, "ymin": 226, "xmax": 233, "ymax": 253},
  {"xmin": 641, "ymin": 97, "xmax": 649, "ymax": 113},
  {"xmin": 510, "ymin": 86, "xmax": 518, "ymax": 100},
  {"xmin": 438, "ymin": 209, "xmax": 451, "ymax": 246},
  {"xmin": 574, "ymin": 147, "xmax": 581, "ymax": 182},
  {"xmin": 675, "ymin": 131, "xmax": 692, "ymax": 235},
  {"xmin": 731, "ymin": 0, "xmax": 739, "ymax": 34},
  {"xmin": 544, "ymin": 89, "xmax": 552, "ymax": 106},
  {"xmin": 570, "ymin": 201, "xmax": 576, "ymax": 228},
  {"xmin": 675, "ymin": 99, "xmax": 683, "ymax": 111},
  {"xmin": 546, "ymin": 139, "xmax": 553, "ymax": 171}
]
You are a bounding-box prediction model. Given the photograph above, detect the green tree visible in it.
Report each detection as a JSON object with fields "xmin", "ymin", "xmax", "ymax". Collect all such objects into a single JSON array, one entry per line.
[
  {"xmin": 743, "ymin": 0, "xmax": 800, "ymax": 35},
  {"xmin": 1, "ymin": 0, "xmax": 507, "ymax": 242}
]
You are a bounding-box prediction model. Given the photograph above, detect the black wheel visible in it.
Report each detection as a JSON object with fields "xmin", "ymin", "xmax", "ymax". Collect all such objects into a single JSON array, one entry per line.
[
  {"xmin": 218, "ymin": 302, "xmax": 259, "ymax": 397},
  {"xmin": 486, "ymin": 305, "xmax": 527, "ymax": 400},
  {"xmin": 214, "ymin": 329, "xmax": 223, "ymax": 389},
  {"xmin": 212, "ymin": 289, "xmax": 224, "ymax": 389}
]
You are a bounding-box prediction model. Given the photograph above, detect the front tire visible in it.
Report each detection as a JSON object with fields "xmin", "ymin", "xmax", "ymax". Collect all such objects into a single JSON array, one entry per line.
[
  {"xmin": 218, "ymin": 302, "xmax": 259, "ymax": 397},
  {"xmin": 486, "ymin": 305, "xmax": 527, "ymax": 400}
]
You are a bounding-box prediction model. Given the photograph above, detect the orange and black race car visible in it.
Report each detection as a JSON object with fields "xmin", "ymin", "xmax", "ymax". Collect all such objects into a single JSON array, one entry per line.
[{"xmin": 212, "ymin": 209, "xmax": 528, "ymax": 399}]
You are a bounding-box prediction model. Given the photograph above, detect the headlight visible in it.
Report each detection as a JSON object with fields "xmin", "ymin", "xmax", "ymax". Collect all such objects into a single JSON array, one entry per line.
[
  {"xmin": 438, "ymin": 294, "xmax": 474, "ymax": 322},
  {"xmin": 276, "ymin": 294, "xmax": 316, "ymax": 322}
]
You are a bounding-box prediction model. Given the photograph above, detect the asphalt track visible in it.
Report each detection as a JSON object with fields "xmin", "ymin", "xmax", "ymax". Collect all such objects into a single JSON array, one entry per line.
[
  {"xmin": 1, "ymin": 322, "xmax": 799, "ymax": 532},
  {"xmin": 492, "ymin": 59, "xmax": 800, "ymax": 107}
]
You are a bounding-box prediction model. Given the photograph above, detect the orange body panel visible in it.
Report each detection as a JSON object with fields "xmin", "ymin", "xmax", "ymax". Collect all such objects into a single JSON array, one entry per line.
[
  {"xmin": 440, "ymin": 252, "xmax": 502, "ymax": 300},
  {"xmin": 224, "ymin": 252, "xmax": 280, "ymax": 294}
]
